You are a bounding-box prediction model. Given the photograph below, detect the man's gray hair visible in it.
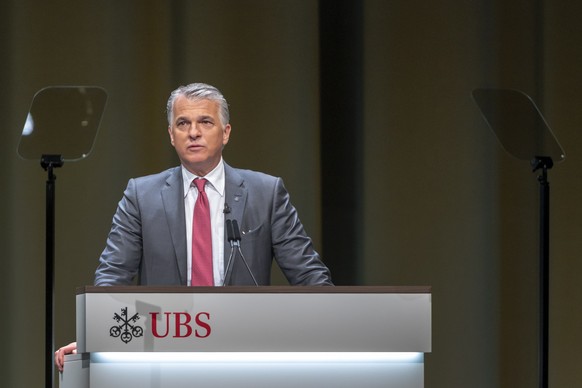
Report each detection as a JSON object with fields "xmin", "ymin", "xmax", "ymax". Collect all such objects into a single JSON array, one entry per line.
[{"xmin": 166, "ymin": 83, "xmax": 230, "ymax": 126}]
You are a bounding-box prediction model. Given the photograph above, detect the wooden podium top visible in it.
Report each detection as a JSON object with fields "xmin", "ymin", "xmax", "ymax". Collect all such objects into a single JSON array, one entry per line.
[{"xmin": 77, "ymin": 285, "xmax": 431, "ymax": 295}]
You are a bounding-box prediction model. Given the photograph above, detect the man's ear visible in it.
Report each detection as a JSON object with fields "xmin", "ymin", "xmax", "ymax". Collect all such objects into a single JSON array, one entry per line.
[
  {"xmin": 223, "ymin": 124, "xmax": 232, "ymax": 145},
  {"xmin": 168, "ymin": 126, "xmax": 175, "ymax": 146}
]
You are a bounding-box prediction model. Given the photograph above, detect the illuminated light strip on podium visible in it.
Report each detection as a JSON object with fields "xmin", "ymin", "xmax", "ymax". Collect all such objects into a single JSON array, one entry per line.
[{"xmin": 91, "ymin": 351, "xmax": 424, "ymax": 364}]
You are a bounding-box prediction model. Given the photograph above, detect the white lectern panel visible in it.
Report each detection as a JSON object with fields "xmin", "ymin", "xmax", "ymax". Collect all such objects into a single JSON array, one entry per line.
[{"xmin": 77, "ymin": 287, "xmax": 431, "ymax": 353}]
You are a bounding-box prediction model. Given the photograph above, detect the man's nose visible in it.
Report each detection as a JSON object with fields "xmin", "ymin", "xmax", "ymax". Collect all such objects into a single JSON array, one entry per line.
[{"xmin": 188, "ymin": 125, "xmax": 202, "ymax": 138}]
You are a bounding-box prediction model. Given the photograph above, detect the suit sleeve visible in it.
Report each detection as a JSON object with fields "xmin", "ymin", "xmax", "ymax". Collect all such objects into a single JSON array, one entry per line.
[
  {"xmin": 94, "ymin": 179, "xmax": 143, "ymax": 285},
  {"xmin": 270, "ymin": 178, "xmax": 333, "ymax": 285}
]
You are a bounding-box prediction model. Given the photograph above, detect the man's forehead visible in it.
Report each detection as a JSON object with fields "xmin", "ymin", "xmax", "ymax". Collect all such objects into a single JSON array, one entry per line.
[{"xmin": 173, "ymin": 95, "xmax": 220, "ymax": 120}]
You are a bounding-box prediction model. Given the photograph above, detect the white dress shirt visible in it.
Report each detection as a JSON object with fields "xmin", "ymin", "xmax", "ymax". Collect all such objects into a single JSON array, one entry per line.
[{"xmin": 182, "ymin": 159, "xmax": 226, "ymax": 285}]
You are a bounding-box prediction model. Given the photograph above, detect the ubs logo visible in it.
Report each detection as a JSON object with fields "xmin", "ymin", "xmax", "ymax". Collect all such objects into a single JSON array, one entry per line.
[{"xmin": 110, "ymin": 307, "xmax": 144, "ymax": 344}]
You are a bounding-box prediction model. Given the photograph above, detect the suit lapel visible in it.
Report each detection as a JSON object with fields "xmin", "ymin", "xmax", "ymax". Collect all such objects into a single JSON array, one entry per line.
[{"xmin": 161, "ymin": 167, "xmax": 188, "ymax": 285}]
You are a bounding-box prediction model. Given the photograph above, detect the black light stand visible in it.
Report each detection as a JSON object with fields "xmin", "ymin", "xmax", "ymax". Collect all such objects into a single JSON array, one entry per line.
[
  {"xmin": 472, "ymin": 88, "xmax": 565, "ymax": 388},
  {"xmin": 41, "ymin": 154, "xmax": 64, "ymax": 388},
  {"xmin": 532, "ymin": 156, "xmax": 553, "ymax": 388},
  {"xmin": 18, "ymin": 86, "xmax": 107, "ymax": 388}
]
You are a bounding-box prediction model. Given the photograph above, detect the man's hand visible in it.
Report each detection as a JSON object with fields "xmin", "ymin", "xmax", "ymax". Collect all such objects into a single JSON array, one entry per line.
[{"xmin": 55, "ymin": 342, "xmax": 77, "ymax": 372}]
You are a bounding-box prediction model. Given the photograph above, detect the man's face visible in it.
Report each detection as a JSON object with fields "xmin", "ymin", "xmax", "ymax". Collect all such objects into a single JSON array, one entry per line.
[{"xmin": 168, "ymin": 96, "xmax": 231, "ymax": 176}]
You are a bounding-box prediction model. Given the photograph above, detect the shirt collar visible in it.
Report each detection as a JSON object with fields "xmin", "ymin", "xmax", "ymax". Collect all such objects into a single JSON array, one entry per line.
[{"xmin": 181, "ymin": 158, "xmax": 225, "ymax": 198}]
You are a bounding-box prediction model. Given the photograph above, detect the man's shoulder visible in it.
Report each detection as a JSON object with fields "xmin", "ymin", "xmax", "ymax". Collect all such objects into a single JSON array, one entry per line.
[
  {"xmin": 226, "ymin": 164, "xmax": 280, "ymax": 186},
  {"xmin": 133, "ymin": 167, "xmax": 181, "ymax": 184},
  {"xmin": 126, "ymin": 167, "xmax": 181, "ymax": 194}
]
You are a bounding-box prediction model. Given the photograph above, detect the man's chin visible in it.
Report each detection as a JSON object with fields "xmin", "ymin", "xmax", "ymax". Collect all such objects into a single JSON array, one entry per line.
[{"xmin": 182, "ymin": 159, "xmax": 218, "ymax": 176}]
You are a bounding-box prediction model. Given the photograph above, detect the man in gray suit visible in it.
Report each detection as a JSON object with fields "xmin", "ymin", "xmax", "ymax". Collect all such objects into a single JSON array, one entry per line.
[
  {"xmin": 94, "ymin": 82, "xmax": 332, "ymax": 287},
  {"xmin": 56, "ymin": 82, "xmax": 332, "ymax": 371}
]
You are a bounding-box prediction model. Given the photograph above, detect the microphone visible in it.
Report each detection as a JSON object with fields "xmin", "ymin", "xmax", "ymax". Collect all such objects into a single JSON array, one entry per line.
[
  {"xmin": 231, "ymin": 220, "xmax": 258, "ymax": 286},
  {"xmin": 225, "ymin": 219, "xmax": 235, "ymax": 245},
  {"xmin": 223, "ymin": 202, "xmax": 231, "ymax": 214},
  {"xmin": 222, "ymin": 219, "xmax": 236, "ymax": 286},
  {"xmin": 232, "ymin": 220, "xmax": 242, "ymax": 242}
]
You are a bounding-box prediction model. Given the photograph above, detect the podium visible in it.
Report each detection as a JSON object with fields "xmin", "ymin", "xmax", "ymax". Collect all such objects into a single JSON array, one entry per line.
[{"xmin": 61, "ymin": 286, "xmax": 431, "ymax": 388}]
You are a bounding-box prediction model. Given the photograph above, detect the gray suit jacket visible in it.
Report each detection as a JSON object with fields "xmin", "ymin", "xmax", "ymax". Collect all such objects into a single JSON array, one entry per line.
[{"xmin": 94, "ymin": 163, "xmax": 332, "ymax": 286}]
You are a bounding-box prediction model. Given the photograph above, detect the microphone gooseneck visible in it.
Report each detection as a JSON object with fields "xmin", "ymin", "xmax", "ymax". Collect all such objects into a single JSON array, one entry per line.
[
  {"xmin": 222, "ymin": 219, "xmax": 259, "ymax": 286},
  {"xmin": 231, "ymin": 220, "xmax": 258, "ymax": 286}
]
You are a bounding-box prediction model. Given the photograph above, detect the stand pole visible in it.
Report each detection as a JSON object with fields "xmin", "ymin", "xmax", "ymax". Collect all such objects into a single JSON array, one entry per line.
[
  {"xmin": 532, "ymin": 156, "xmax": 552, "ymax": 388},
  {"xmin": 41, "ymin": 155, "xmax": 63, "ymax": 388}
]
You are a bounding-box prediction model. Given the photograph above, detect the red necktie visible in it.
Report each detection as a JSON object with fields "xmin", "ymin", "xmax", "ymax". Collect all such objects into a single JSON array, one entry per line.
[{"xmin": 191, "ymin": 178, "xmax": 213, "ymax": 286}]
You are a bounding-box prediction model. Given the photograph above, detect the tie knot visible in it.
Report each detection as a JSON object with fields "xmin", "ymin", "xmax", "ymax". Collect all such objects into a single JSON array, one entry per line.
[{"xmin": 193, "ymin": 178, "xmax": 207, "ymax": 193}]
